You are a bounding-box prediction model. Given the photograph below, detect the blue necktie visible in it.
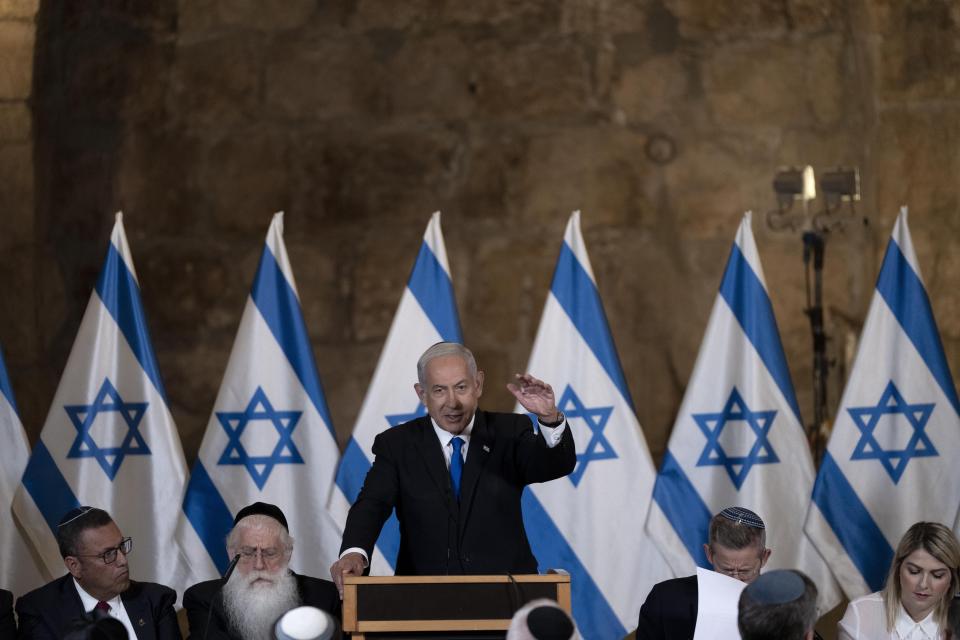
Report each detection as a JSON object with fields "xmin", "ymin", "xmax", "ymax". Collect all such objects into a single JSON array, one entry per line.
[{"xmin": 450, "ymin": 436, "xmax": 464, "ymax": 500}]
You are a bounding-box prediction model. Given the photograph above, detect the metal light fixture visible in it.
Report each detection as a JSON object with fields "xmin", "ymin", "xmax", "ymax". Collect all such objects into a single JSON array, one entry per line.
[{"xmin": 768, "ymin": 165, "xmax": 816, "ymax": 231}]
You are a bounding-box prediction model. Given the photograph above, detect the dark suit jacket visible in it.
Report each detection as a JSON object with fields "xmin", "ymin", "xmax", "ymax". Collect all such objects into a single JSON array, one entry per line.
[
  {"xmin": 1, "ymin": 589, "xmax": 15, "ymax": 638},
  {"xmin": 341, "ymin": 410, "xmax": 576, "ymax": 575},
  {"xmin": 15, "ymin": 574, "xmax": 181, "ymax": 640},
  {"xmin": 182, "ymin": 571, "xmax": 339, "ymax": 640},
  {"xmin": 636, "ymin": 574, "xmax": 698, "ymax": 640}
]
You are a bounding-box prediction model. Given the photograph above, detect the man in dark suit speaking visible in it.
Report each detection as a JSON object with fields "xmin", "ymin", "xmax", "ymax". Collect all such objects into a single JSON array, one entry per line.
[{"xmin": 330, "ymin": 342, "xmax": 576, "ymax": 595}]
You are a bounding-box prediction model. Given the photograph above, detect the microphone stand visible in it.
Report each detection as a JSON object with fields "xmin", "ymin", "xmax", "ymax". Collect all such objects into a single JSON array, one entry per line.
[{"xmin": 803, "ymin": 231, "xmax": 828, "ymax": 464}]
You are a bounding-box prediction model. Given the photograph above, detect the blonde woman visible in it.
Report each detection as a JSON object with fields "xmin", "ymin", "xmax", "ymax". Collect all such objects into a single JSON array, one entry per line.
[{"xmin": 839, "ymin": 522, "xmax": 960, "ymax": 639}]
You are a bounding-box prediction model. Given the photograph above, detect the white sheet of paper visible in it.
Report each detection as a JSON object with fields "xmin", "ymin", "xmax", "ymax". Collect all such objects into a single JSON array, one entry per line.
[{"xmin": 692, "ymin": 567, "xmax": 747, "ymax": 640}]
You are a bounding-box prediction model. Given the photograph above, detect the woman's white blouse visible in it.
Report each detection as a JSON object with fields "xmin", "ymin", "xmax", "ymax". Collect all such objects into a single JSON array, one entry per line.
[{"xmin": 838, "ymin": 592, "xmax": 941, "ymax": 639}]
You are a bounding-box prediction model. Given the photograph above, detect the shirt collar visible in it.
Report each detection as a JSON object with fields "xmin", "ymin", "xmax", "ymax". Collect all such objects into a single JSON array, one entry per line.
[
  {"xmin": 431, "ymin": 414, "xmax": 475, "ymax": 446},
  {"xmin": 73, "ymin": 576, "xmax": 122, "ymax": 609},
  {"xmin": 895, "ymin": 602, "xmax": 939, "ymax": 639}
]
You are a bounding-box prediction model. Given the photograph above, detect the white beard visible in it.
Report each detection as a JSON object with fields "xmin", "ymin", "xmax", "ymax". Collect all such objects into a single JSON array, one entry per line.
[{"xmin": 223, "ymin": 568, "xmax": 300, "ymax": 640}]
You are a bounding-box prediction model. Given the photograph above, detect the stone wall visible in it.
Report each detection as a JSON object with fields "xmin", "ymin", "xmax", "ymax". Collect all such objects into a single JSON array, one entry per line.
[{"xmin": 3, "ymin": 0, "xmax": 959, "ymax": 468}]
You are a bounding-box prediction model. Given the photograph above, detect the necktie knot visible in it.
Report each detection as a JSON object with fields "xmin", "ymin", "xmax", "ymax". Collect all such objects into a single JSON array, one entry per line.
[
  {"xmin": 95, "ymin": 600, "xmax": 111, "ymax": 613},
  {"xmin": 450, "ymin": 436, "xmax": 464, "ymax": 500}
]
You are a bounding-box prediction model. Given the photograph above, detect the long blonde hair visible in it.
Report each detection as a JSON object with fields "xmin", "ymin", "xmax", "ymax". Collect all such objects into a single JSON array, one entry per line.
[{"xmin": 881, "ymin": 522, "xmax": 960, "ymax": 631}]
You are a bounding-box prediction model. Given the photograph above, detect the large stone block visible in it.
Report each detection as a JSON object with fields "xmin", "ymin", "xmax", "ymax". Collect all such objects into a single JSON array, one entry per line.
[
  {"xmin": 218, "ymin": 0, "xmax": 314, "ymax": 31},
  {"xmin": 170, "ymin": 34, "xmax": 261, "ymax": 127},
  {"xmin": 0, "ymin": 0, "xmax": 37, "ymax": 19},
  {"xmin": 667, "ymin": 0, "xmax": 790, "ymax": 41},
  {"xmin": 613, "ymin": 54, "xmax": 690, "ymax": 124},
  {"xmin": 0, "ymin": 20, "xmax": 34, "ymax": 99},
  {"xmin": 0, "ymin": 101, "xmax": 30, "ymax": 142},
  {"xmin": 0, "ymin": 142, "xmax": 32, "ymax": 247}
]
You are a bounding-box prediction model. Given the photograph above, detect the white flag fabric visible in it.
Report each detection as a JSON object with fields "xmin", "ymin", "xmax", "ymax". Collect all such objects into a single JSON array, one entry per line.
[
  {"xmin": 0, "ymin": 345, "xmax": 48, "ymax": 594},
  {"xmin": 178, "ymin": 212, "xmax": 342, "ymax": 580},
  {"xmin": 646, "ymin": 212, "xmax": 841, "ymax": 611},
  {"xmin": 805, "ymin": 208, "xmax": 960, "ymax": 597},
  {"xmin": 329, "ymin": 212, "xmax": 461, "ymax": 574},
  {"xmin": 13, "ymin": 213, "xmax": 194, "ymax": 594},
  {"xmin": 518, "ymin": 211, "xmax": 673, "ymax": 638}
]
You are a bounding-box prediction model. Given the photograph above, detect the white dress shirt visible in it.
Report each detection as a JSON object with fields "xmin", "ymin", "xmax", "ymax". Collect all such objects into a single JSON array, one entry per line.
[
  {"xmin": 838, "ymin": 591, "xmax": 942, "ymax": 640},
  {"xmin": 73, "ymin": 578, "xmax": 137, "ymax": 640},
  {"xmin": 341, "ymin": 413, "xmax": 567, "ymax": 565}
]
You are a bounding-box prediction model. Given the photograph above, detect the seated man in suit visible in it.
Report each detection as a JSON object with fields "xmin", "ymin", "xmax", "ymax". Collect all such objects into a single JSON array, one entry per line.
[
  {"xmin": 184, "ymin": 502, "xmax": 339, "ymax": 640},
  {"xmin": 15, "ymin": 506, "xmax": 181, "ymax": 640},
  {"xmin": 330, "ymin": 341, "xmax": 576, "ymax": 595},
  {"xmin": 738, "ymin": 570, "xmax": 818, "ymax": 640},
  {"xmin": 636, "ymin": 506, "xmax": 771, "ymax": 640},
  {"xmin": 1, "ymin": 588, "xmax": 15, "ymax": 637}
]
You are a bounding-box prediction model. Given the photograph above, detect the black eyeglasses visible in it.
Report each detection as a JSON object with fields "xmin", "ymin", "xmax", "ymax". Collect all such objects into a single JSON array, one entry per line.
[{"xmin": 74, "ymin": 537, "xmax": 133, "ymax": 564}]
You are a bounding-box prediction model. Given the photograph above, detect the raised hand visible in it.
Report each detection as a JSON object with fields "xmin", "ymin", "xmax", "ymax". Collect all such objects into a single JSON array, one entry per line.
[{"xmin": 507, "ymin": 373, "xmax": 560, "ymax": 423}]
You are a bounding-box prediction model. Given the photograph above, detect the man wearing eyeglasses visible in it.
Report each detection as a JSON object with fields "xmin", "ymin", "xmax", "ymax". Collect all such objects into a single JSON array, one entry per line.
[
  {"xmin": 636, "ymin": 506, "xmax": 771, "ymax": 640},
  {"xmin": 183, "ymin": 502, "xmax": 339, "ymax": 640},
  {"xmin": 15, "ymin": 505, "xmax": 181, "ymax": 639}
]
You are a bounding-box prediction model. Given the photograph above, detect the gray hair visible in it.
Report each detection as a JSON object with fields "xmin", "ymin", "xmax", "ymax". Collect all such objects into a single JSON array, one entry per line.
[
  {"xmin": 738, "ymin": 570, "xmax": 818, "ymax": 640},
  {"xmin": 226, "ymin": 514, "xmax": 294, "ymax": 559},
  {"xmin": 709, "ymin": 511, "xmax": 767, "ymax": 552},
  {"xmin": 417, "ymin": 342, "xmax": 478, "ymax": 386}
]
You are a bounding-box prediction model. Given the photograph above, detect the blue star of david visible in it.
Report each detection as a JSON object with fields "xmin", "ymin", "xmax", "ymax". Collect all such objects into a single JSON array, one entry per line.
[
  {"xmin": 848, "ymin": 380, "xmax": 937, "ymax": 484},
  {"xmin": 694, "ymin": 387, "xmax": 779, "ymax": 490},
  {"xmin": 65, "ymin": 378, "xmax": 151, "ymax": 480},
  {"xmin": 217, "ymin": 387, "xmax": 304, "ymax": 490},
  {"xmin": 544, "ymin": 385, "xmax": 616, "ymax": 487},
  {"xmin": 385, "ymin": 403, "xmax": 427, "ymax": 427}
]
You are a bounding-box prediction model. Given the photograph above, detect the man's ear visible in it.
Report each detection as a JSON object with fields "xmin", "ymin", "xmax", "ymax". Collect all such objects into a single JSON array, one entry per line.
[
  {"xmin": 64, "ymin": 556, "xmax": 82, "ymax": 580},
  {"xmin": 760, "ymin": 547, "xmax": 772, "ymax": 567},
  {"xmin": 414, "ymin": 383, "xmax": 426, "ymax": 405},
  {"xmin": 703, "ymin": 544, "xmax": 714, "ymax": 567},
  {"xmin": 475, "ymin": 371, "xmax": 485, "ymax": 396}
]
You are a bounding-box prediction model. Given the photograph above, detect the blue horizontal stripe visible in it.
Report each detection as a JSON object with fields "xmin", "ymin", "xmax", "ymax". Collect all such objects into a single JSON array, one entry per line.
[
  {"xmin": 182, "ymin": 461, "xmax": 234, "ymax": 574},
  {"xmin": 877, "ymin": 241, "xmax": 960, "ymax": 416},
  {"xmin": 651, "ymin": 450, "xmax": 711, "ymax": 567},
  {"xmin": 22, "ymin": 440, "xmax": 80, "ymax": 535},
  {"xmin": 812, "ymin": 452, "xmax": 893, "ymax": 591},
  {"xmin": 522, "ymin": 489, "xmax": 625, "ymax": 639},
  {"xmin": 96, "ymin": 243, "xmax": 168, "ymax": 404},
  {"xmin": 719, "ymin": 244, "xmax": 803, "ymax": 425},
  {"xmin": 0, "ymin": 346, "xmax": 19, "ymax": 416},
  {"xmin": 334, "ymin": 437, "xmax": 400, "ymax": 570},
  {"xmin": 407, "ymin": 241, "xmax": 462, "ymax": 342},
  {"xmin": 551, "ymin": 243, "xmax": 633, "ymax": 408},
  {"xmin": 251, "ymin": 246, "xmax": 336, "ymax": 438}
]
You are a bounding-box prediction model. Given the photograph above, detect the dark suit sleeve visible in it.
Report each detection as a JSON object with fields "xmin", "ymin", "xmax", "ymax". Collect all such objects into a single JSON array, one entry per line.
[
  {"xmin": 0, "ymin": 590, "xmax": 16, "ymax": 639},
  {"xmin": 15, "ymin": 592, "xmax": 57, "ymax": 640},
  {"xmin": 515, "ymin": 416, "xmax": 577, "ymax": 485},
  {"xmin": 150, "ymin": 585, "xmax": 182, "ymax": 640},
  {"xmin": 339, "ymin": 432, "xmax": 400, "ymax": 557},
  {"xmin": 636, "ymin": 583, "xmax": 667, "ymax": 640},
  {"xmin": 183, "ymin": 582, "xmax": 232, "ymax": 640}
]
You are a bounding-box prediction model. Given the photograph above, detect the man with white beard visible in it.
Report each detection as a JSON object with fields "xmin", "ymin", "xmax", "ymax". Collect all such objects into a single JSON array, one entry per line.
[{"xmin": 184, "ymin": 503, "xmax": 339, "ymax": 640}]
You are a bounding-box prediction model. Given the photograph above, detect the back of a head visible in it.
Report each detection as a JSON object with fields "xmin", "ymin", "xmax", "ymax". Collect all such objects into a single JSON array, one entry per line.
[
  {"xmin": 506, "ymin": 599, "xmax": 578, "ymax": 640},
  {"xmin": 738, "ymin": 570, "xmax": 818, "ymax": 640},
  {"xmin": 63, "ymin": 612, "xmax": 129, "ymax": 640},
  {"xmin": 273, "ymin": 606, "xmax": 337, "ymax": 640}
]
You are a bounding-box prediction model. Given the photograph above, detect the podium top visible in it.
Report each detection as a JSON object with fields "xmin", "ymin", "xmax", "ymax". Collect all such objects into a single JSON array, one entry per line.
[{"xmin": 343, "ymin": 574, "xmax": 570, "ymax": 585}]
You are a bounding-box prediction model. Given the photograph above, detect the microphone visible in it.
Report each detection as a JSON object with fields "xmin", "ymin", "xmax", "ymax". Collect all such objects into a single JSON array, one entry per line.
[{"xmin": 203, "ymin": 553, "xmax": 242, "ymax": 640}]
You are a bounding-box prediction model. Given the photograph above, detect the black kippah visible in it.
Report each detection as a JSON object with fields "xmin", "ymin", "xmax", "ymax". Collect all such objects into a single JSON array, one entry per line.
[
  {"xmin": 233, "ymin": 502, "xmax": 288, "ymax": 530},
  {"xmin": 526, "ymin": 606, "xmax": 574, "ymax": 640},
  {"xmin": 58, "ymin": 506, "xmax": 97, "ymax": 528}
]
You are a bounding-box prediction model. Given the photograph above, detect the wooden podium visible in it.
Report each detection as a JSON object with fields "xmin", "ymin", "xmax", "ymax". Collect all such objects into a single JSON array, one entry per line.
[{"xmin": 341, "ymin": 574, "xmax": 571, "ymax": 639}]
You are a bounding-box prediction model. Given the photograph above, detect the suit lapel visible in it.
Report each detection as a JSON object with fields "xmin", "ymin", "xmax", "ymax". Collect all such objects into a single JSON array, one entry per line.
[
  {"xmin": 414, "ymin": 418, "xmax": 458, "ymax": 516},
  {"xmin": 458, "ymin": 411, "xmax": 492, "ymax": 531},
  {"xmin": 121, "ymin": 584, "xmax": 152, "ymax": 640}
]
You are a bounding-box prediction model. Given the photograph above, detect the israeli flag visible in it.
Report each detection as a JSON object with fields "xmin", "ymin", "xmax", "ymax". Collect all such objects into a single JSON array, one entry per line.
[
  {"xmin": 0, "ymin": 345, "xmax": 48, "ymax": 594},
  {"xmin": 12, "ymin": 213, "xmax": 194, "ymax": 594},
  {"xmin": 517, "ymin": 211, "xmax": 673, "ymax": 638},
  {"xmin": 329, "ymin": 212, "xmax": 461, "ymax": 574},
  {"xmin": 805, "ymin": 208, "xmax": 960, "ymax": 597},
  {"xmin": 178, "ymin": 212, "xmax": 342, "ymax": 579},
  {"xmin": 646, "ymin": 212, "xmax": 841, "ymax": 610}
]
